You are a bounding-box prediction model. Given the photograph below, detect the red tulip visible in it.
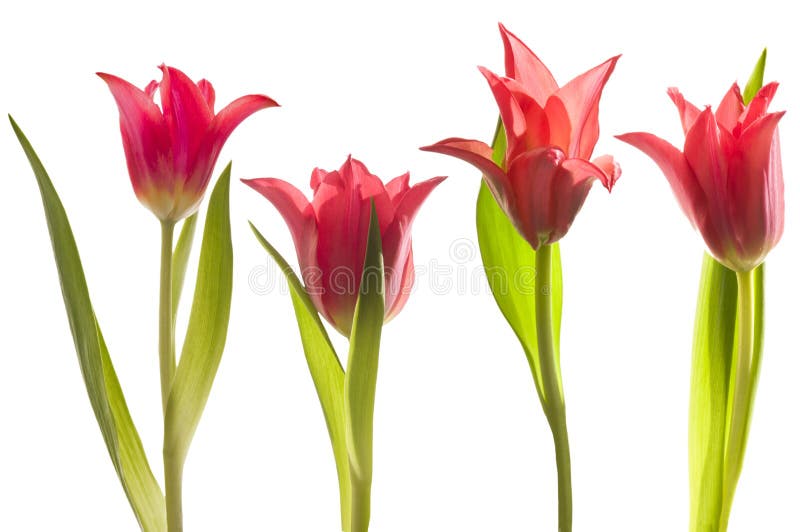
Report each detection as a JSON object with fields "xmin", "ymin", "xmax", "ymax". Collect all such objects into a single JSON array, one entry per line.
[
  {"xmin": 99, "ymin": 65, "xmax": 278, "ymax": 222},
  {"xmin": 421, "ymin": 24, "xmax": 620, "ymax": 250},
  {"xmin": 244, "ymin": 157, "xmax": 445, "ymax": 336},
  {"xmin": 618, "ymin": 82, "xmax": 784, "ymax": 272}
]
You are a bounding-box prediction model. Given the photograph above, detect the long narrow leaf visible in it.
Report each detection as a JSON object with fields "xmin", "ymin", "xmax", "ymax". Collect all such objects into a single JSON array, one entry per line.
[
  {"xmin": 475, "ymin": 121, "xmax": 564, "ymax": 407},
  {"xmin": 249, "ymin": 222, "xmax": 351, "ymax": 530},
  {"xmin": 10, "ymin": 115, "xmax": 166, "ymax": 531},
  {"xmin": 689, "ymin": 254, "xmax": 738, "ymax": 530},
  {"xmin": 344, "ymin": 204, "xmax": 385, "ymax": 482},
  {"xmin": 164, "ymin": 165, "xmax": 233, "ymax": 465}
]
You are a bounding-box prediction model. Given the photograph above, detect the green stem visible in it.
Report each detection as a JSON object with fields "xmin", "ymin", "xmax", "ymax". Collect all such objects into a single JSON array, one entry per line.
[
  {"xmin": 535, "ymin": 244, "xmax": 572, "ymax": 532},
  {"xmin": 719, "ymin": 269, "xmax": 756, "ymax": 530},
  {"xmin": 164, "ymin": 449, "xmax": 184, "ymax": 532},
  {"xmin": 348, "ymin": 472, "xmax": 371, "ymax": 532},
  {"xmin": 159, "ymin": 221, "xmax": 176, "ymax": 413},
  {"xmin": 159, "ymin": 221, "xmax": 182, "ymax": 531}
]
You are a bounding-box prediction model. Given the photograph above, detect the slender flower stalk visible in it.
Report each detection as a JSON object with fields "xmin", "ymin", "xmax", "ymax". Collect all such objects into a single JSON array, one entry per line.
[
  {"xmin": 535, "ymin": 244, "xmax": 572, "ymax": 531},
  {"xmin": 159, "ymin": 221, "xmax": 176, "ymax": 412},
  {"xmin": 422, "ymin": 24, "xmax": 620, "ymax": 531}
]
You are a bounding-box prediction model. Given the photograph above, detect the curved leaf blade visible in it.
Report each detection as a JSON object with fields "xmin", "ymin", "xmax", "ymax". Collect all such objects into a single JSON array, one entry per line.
[
  {"xmin": 475, "ymin": 120, "xmax": 564, "ymax": 407},
  {"xmin": 164, "ymin": 165, "xmax": 233, "ymax": 465},
  {"xmin": 249, "ymin": 222, "xmax": 351, "ymax": 530},
  {"xmin": 10, "ymin": 115, "xmax": 166, "ymax": 531},
  {"xmin": 344, "ymin": 204, "xmax": 385, "ymax": 482}
]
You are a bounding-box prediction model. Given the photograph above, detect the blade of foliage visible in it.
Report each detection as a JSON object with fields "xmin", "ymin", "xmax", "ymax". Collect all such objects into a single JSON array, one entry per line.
[
  {"xmin": 476, "ymin": 119, "xmax": 564, "ymax": 407},
  {"xmin": 344, "ymin": 205, "xmax": 385, "ymax": 481},
  {"xmin": 10, "ymin": 115, "xmax": 166, "ymax": 531},
  {"xmin": 688, "ymin": 254, "xmax": 737, "ymax": 530},
  {"xmin": 171, "ymin": 212, "xmax": 198, "ymax": 322},
  {"xmin": 249, "ymin": 223, "xmax": 351, "ymax": 530},
  {"xmin": 164, "ymin": 165, "xmax": 233, "ymax": 465},
  {"xmin": 742, "ymin": 49, "xmax": 767, "ymax": 105}
]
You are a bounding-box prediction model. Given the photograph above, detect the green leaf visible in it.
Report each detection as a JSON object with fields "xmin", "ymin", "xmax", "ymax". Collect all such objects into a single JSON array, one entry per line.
[
  {"xmin": 475, "ymin": 120, "xmax": 564, "ymax": 408},
  {"xmin": 742, "ymin": 49, "xmax": 767, "ymax": 105},
  {"xmin": 171, "ymin": 212, "xmax": 198, "ymax": 323},
  {"xmin": 249, "ymin": 222, "xmax": 351, "ymax": 530},
  {"xmin": 689, "ymin": 254, "xmax": 738, "ymax": 531},
  {"xmin": 344, "ymin": 204, "xmax": 385, "ymax": 481},
  {"xmin": 343, "ymin": 204, "xmax": 384, "ymax": 532},
  {"xmin": 164, "ymin": 165, "xmax": 233, "ymax": 465},
  {"xmin": 10, "ymin": 115, "xmax": 166, "ymax": 532}
]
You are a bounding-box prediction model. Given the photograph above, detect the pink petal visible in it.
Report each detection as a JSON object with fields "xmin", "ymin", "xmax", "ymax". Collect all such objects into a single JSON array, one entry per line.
[
  {"xmin": 506, "ymin": 147, "xmax": 566, "ymax": 249},
  {"xmin": 480, "ymin": 68, "xmax": 552, "ymax": 156},
  {"xmin": 667, "ymin": 87, "xmax": 702, "ymax": 135},
  {"xmin": 552, "ymin": 55, "xmax": 620, "ymax": 158},
  {"xmin": 715, "ymin": 83, "xmax": 744, "ymax": 132},
  {"xmin": 498, "ymin": 23, "xmax": 558, "ymax": 106},
  {"xmin": 543, "ymin": 95, "xmax": 572, "ymax": 154},
  {"xmin": 727, "ymin": 111, "xmax": 785, "ymax": 267},
  {"xmin": 158, "ymin": 65, "xmax": 215, "ymax": 175},
  {"xmin": 241, "ymin": 177, "xmax": 317, "ymax": 267},
  {"xmin": 684, "ymin": 108, "xmax": 728, "ymax": 211},
  {"xmin": 197, "ymin": 79, "xmax": 216, "ymax": 111},
  {"xmin": 420, "ymin": 138, "xmax": 512, "ymax": 213},
  {"xmin": 385, "ymin": 172, "xmax": 411, "ymax": 206},
  {"xmin": 382, "ymin": 175, "xmax": 447, "ymax": 285},
  {"xmin": 590, "ymin": 154, "xmax": 622, "ymax": 191},
  {"xmin": 143, "ymin": 80, "xmax": 159, "ymax": 100},
  {"xmin": 97, "ymin": 72, "xmax": 171, "ymax": 200},
  {"xmin": 194, "ymin": 93, "xmax": 279, "ymax": 193},
  {"xmin": 616, "ymin": 132, "xmax": 705, "ymax": 229},
  {"xmin": 547, "ymin": 158, "xmax": 607, "ymax": 243},
  {"xmin": 384, "ymin": 250, "xmax": 415, "ymax": 322},
  {"xmin": 739, "ymin": 82, "xmax": 779, "ymax": 130}
]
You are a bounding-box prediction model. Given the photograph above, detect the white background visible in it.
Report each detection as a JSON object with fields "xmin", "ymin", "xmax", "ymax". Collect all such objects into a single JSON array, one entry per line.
[{"xmin": 1, "ymin": 0, "xmax": 798, "ymax": 530}]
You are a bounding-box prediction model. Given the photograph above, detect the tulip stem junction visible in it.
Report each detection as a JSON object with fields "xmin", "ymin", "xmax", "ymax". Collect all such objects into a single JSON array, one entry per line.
[
  {"xmin": 719, "ymin": 268, "xmax": 757, "ymax": 529},
  {"xmin": 535, "ymin": 244, "xmax": 573, "ymax": 532}
]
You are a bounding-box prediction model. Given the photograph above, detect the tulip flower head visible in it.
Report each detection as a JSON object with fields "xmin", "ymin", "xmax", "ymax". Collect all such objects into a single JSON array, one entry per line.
[
  {"xmin": 244, "ymin": 157, "xmax": 445, "ymax": 336},
  {"xmin": 422, "ymin": 23, "xmax": 621, "ymax": 250},
  {"xmin": 618, "ymin": 82, "xmax": 784, "ymax": 272},
  {"xmin": 99, "ymin": 65, "xmax": 278, "ymax": 222}
]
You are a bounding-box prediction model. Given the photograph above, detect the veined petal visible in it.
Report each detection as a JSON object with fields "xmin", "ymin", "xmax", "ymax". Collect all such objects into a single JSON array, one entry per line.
[
  {"xmin": 483, "ymin": 70, "xmax": 552, "ymax": 154},
  {"xmin": 498, "ymin": 23, "xmax": 558, "ymax": 106},
  {"xmin": 684, "ymin": 108, "xmax": 728, "ymax": 208},
  {"xmin": 385, "ymin": 172, "xmax": 411, "ymax": 206},
  {"xmin": 479, "ymin": 67, "xmax": 535, "ymax": 160},
  {"xmin": 197, "ymin": 79, "xmax": 216, "ymax": 111},
  {"xmin": 740, "ymin": 81, "xmax": 779, "ymax": 130},
  {"xmin": 715, "ymin": 83, "xmax": 744, "ymax": 132},
  {"xmin": 547, "ymin": 158, "xmax": 607, "ymax": 243},
  {"xmin": 616, "ymin": 132, "xmax": 704, "ymax": 229},
  {"xmin": 590, "ymin": 154, "xmax": 621, "ymax": 191},
  {"xmin": 241, "ymin": 177, "xmax": 316, "ymax": 262},
  {"xmin": 193, "ymin": 93, "xmax": 279, "ymax": 193},
  {"xmin": 97, "ymin": 72, "xmax": 171, "ymax": 201},
  {"xmin": 143, "ymin": 80, "xmax": 159, "ymax": 100},
  {"xmin": 553, "ymin": 55, "xmax": 620, "ymax": 158},
  {"xmin": 159, "ymin": 65, "xmax": 215, "ymax": 174},
  {"xmin": 385, "ymin": 250, "xmax": 415, "ymax": 322},
  {"xmin": 668, "ymin": 87, "xmax": 702, "ymax": 135},
  {"xmin": 728, "ymin": 111, "xmax": 785, "ymax": 265},
  {"xmin": 544, "ymin": 95, "xmax": 572, "ymax": 154},
  {"xmin": 506, "ymin": 147, "xmax": 566, "ymax": 249},
  {"xmin": 382, "ymin": 175, "xmax": 447, "ymax": 284},
  {"xmin": 420, "ymin": 138, "xmax": 511, "ymax": 212}
]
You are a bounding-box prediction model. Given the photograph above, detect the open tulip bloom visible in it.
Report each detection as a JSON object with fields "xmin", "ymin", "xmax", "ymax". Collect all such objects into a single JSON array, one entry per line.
[
  {"xmin": 245, "ymin": 157, "xmax": 445, "ymax": 532},
  {"xmin": 617, "ymin": 52, "xmax": 784, "ymax": 532},
  {"xmin": 421, "ymin": 24, "xmax": 620, "ymax": 531},
  {"xmin": 11, "ymin": 65, "xmax": 276, "ymax": 531}
]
